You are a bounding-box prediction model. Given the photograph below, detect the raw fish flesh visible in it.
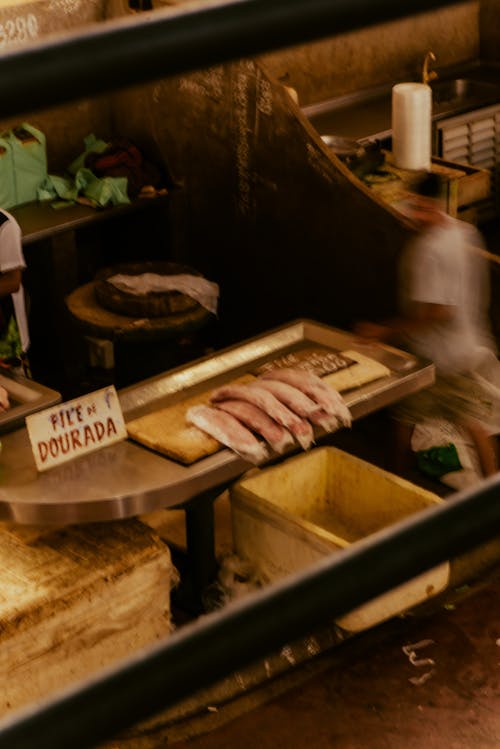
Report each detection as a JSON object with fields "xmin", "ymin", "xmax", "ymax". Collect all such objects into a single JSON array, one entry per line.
[
  {"xmin": 211, "ymin": 383, "xmax": 315, "ymax": 450},
  {"xmin": 258, "ymin": 377, "xmax": 342, "ymax": 434},
  {"xmin": 186, "ymin": 404, "xmax": 269, "ymax": 464},
  {"xmin": 255, "ymin": 378, "xmax": 323, "ymax": 418},
  {"xmin": 215, "ymin": 399, "xmax": 294, "ymax": 454},
  {"xmin": 261, "ymin": 368, "xmax": 351, "ymax": 427},
  {"xmin": 308, "ymin": 409, "xmax": 340, "ymax": 434}
]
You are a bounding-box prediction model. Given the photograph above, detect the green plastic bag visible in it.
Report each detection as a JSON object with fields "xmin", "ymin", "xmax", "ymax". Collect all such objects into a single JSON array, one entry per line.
[
  {"xmin": 416, "ymin": 443, "xmax": 462, "ymax": 479},
  {"xmin": 68, "ymin": 134, "xmax": 109, "ymax": 175},
  {"xmin": 38, "ymin": 174, "xmax": 78, "ymax": 203},
  {"xmin": 38, "ymin": 169, "xmax": 129, "ymax": 208},
  {"xmin": 0, "ymin": 123, "xmax": 47, "ymax": 209},
  {"xmin": 74, "ymin": 167, "xmax": 129, "ymax": 207},
  {"xmin": 38, "ymin": 135, "xmax": 130, "ymax": 208}
]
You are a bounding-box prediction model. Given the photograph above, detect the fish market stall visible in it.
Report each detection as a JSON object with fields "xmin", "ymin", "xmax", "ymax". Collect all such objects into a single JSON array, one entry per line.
[{"xmin": 0, "ymin": 319, "xmax": 434, "ymax": 603}]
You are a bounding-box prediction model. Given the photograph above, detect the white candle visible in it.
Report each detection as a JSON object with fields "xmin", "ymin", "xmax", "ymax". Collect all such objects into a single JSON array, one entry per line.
[{"xmin": 392, "ymin": 82, "xmax": 432, "ymax": 170}]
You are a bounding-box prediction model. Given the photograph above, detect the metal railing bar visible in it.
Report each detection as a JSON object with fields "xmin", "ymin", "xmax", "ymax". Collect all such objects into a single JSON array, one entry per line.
[
  {"xmin": 0, "ymin": 0, "xmax": 460, "ymax": 118},
  {"xmin": 0, "ymin": 471, "xmax": 498, "ymax": 749}
]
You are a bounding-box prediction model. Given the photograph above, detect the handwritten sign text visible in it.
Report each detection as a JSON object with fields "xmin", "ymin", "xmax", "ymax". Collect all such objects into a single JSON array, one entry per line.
[{"xmin": 26, "ymin": 386, "xmax": 127, "ymax": 472}]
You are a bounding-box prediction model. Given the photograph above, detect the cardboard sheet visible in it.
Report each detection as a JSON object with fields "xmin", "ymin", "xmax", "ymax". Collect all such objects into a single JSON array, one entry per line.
[
  {"xmin": 323, "ymin": 349, "xmax": 391, "ymax": 392},
  {"xmin": 126, "ymin": 375, "xmax": 255, "ymax": 465}
]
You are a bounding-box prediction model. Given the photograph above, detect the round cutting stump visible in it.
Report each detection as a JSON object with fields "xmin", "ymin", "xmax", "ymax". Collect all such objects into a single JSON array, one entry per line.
[
  {"xmin": 66, "ymin": 281, "xmax": 213, "ymax": 343},
  {"xmin": 93, "ymin": 261, "xmax": 203, "ymax": 319}
]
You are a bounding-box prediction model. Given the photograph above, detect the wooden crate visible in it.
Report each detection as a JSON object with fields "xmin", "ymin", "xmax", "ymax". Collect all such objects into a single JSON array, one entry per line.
[
  {"xmin": 431, "ymin": 155, "xmax": 491, "ymax": 215},
  {"xmin": 368, "ymin": 152, "xmax": 491, "ymax": 218},
  {"xmin": 0, "ymin": 518, "xmax": 176, "ymax": 717}
]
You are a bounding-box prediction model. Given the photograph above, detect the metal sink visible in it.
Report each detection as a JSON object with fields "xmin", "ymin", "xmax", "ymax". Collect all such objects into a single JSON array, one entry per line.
[
  {"xmin": 431, "ymin": 78, "xmax": 500, "ymax": 114},
  {"xmin": 303, "ymin": 73, "xmax": 500, "ymax": 142}
]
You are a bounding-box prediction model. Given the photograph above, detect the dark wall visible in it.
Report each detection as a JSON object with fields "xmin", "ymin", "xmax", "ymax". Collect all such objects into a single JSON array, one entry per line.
[
  {"xmin": 111, "ymin": 60, "xmax": 414, "ymax": 346},
  {"xmin": 480, "ymin": 0, "xmax": 500, "ymax": 59},
  {"xmin": 0, "ymin": 3, "xmax": 418, "ymax": 357}
]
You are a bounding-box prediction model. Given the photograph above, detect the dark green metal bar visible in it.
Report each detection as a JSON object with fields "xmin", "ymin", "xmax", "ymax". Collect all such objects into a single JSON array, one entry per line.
[{"xmin": 0, "ymin": 0, "xmax": 461, "ymax": 118}]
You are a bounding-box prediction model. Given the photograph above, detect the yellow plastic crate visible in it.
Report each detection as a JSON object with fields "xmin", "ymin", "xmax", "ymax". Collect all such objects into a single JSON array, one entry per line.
[{"xmin": 230, "ymin": 446, "xmax": 449, "ymax": 633}]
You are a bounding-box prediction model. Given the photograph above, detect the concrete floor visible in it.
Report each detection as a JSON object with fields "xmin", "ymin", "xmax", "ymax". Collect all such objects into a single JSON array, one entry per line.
[
  {"xmin": 129, "ymin": 409, "xmax": 500, "ymax": 749},
  {"xmin": 168, "ymin": 571, "xmax": 500, "ymax": 749}
]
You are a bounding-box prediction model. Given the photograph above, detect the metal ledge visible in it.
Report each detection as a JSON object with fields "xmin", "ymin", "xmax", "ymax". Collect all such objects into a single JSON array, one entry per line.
[{"xmin": 0, "ymin": 372, "xmax": 60, "ymax": 435}]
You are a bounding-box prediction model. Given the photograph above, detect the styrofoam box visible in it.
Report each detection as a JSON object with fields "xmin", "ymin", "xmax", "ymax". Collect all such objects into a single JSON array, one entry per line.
[{"xmin": 230, "ymin": 446, "xmax": 449, "ymax": 633}]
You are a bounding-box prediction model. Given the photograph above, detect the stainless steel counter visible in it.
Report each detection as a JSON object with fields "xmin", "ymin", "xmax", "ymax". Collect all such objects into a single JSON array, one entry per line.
[{"xmin": 0, "ymin": 320, "xmax": 434, "ymax": 526}]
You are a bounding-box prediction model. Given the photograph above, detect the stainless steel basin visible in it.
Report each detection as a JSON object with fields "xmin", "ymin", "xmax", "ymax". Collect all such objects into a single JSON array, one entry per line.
[
  {"xmin": 303, "ymin": 73, "xmax": 500, "ymax": 142},
  {"xmin": 431, "ymin": 78, "xmax": 500, "ymax": 110}
]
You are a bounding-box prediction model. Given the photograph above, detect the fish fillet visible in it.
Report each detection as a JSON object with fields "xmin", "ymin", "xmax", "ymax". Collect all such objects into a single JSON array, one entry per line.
[
  {"xmin": 308, "ymin": 408, "xmax": 340, "ymax": 434},
  {"xmin": 215, "ymin": 399, "xmax": 294, "ymax": 454},
  {"xmin": 186, "ymin": 404, "xmax": 269, "ymax": 464},
  {"xmin": 211, "ymin": 383, "xmax": 314, "ymax": 450},
  {"xmin": 256, "ymin": 379, "xmax": 322, "ymax": 418},
  {"xmin": 261, "ymin": 368, "xmax": 352, "ymax": 427},
  {"xmin": 259, "ymin": 379, "xmax": 341, "ymax": 434}
]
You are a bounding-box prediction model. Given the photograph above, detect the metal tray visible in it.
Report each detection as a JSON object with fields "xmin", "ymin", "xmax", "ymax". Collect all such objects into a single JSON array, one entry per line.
[
  {"xmin": 0, "ymin": 372, "xmax": 61, "ymax": 434},
  {"xmin": 0, "ymin": 320, "xmax": 434, "ymax": 525}
]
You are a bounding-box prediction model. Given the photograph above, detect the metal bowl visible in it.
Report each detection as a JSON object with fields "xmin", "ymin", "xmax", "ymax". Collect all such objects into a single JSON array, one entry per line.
[{"xmin": 321, "ymin": 134, "xmax": 365, "ymax": 158}]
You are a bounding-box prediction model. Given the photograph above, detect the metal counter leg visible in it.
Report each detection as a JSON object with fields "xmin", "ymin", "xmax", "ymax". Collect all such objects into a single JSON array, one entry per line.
[
  {"xmin": 172, "ymin": 487, "xmax": 222, "ymax": 614},
  {"xmin": 185, "ymin": 489, "xmax": 218, "ymax": 595}
]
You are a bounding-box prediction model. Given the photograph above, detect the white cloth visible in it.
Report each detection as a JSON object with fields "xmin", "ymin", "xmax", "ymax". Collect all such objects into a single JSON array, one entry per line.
[
  {"xmin": 0, "ymin": 209, "xmax": 29, "ymax": 352},
  {"xmin": 108, "ymin": 272, "xmax": 219, "ymax": 315}
]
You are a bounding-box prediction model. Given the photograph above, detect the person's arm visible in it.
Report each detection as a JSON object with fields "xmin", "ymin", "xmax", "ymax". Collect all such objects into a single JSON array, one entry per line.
[
  {"xmin": 0, "ymin": 266, "xmax": 22, "ymax": 410},
  {"xmin": 354, "ymin": 301, "xmax": 455, "ymax": 345},
  {"xmin": 0, "ymin": 385, "xmax": 9, "ymax": 411},
  {"xmin": 355, "ymin": 224, "xmax": 460, "ymax": 344},
  {"xmin": 0, "ymin": 268, "xmax": 22, "ymax": 298}
]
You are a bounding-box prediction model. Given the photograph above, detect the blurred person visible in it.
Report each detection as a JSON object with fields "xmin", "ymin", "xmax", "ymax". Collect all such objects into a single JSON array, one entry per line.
[
  {"xmin": 354, "ymin": 171, "xmax": 500, "ymax": 479},
  {"xmin": 0, "ymin": 208, "xmax": 30, "ymax": 411}
]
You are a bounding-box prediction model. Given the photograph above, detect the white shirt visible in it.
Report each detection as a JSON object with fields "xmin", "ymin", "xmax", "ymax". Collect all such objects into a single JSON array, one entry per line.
[
  {"xmin": 0, "ymin": 209, "xmax": 29, "ymax": 352},
  {"xmin": 398, "ymin": 216, "xmax": 494, "ymax": 375}
]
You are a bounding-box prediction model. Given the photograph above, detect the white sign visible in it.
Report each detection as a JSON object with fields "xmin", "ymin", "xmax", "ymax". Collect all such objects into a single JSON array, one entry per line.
[{"xmin": 26, "ymin": 386, "xmax": 127, "ymax": 472}]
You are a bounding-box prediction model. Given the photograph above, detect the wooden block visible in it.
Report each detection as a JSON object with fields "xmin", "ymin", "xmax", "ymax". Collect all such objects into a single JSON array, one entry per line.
[
  {"xmin": 126, "ymin": 374, "xmax": 255, "ymax": 464},
  {"xmin": 0, "ymin": 519, "xmax": 176, "ymax": 717}
]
